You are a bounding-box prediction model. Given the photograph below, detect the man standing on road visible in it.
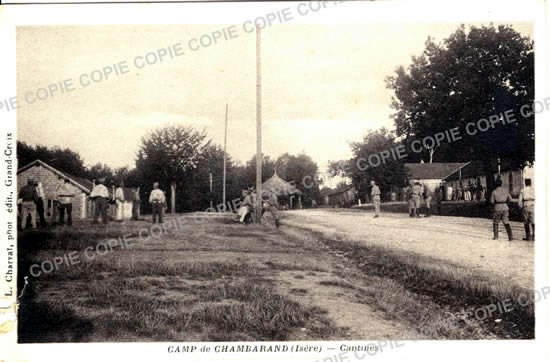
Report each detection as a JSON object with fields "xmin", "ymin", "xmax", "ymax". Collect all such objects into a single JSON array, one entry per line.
[
  {"xmin": 56, "ymin": 178, "xmax": 75, "ymax": 226},
  {"xmin": 490, "ymin": 177, "xmax": 513, "ymax": 241},
  {"xmin": 423, "ymin": 183, "xmax": 432, "ymax": 217},
  {"xmin": 434, "ymin": 183, "xmax": 444, "ymax": 215},
  {"xmin": 411, "ymin": 181, "xmax": 423, "ymax": 218},
  {"xmin": 90, "ymin": 178, "xmax": 110, "ymax": 224},
  {"xmin": 149, "ymin": 182, "xmax": 166, "ymax": 224},
  {"xmin": 370, "ymin": 180, "xmax": 381, "ymax": 218},
  {"xmin": 406, "ymin": 180, "xmax": 414, "ymax": 217},
  {"xmin": 518, "ymin": 178, "xmax": 535, "ymax": 241}
]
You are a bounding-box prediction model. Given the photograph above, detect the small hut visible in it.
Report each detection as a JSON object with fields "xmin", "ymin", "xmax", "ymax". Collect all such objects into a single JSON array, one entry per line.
[{"xmin": 262, "ymin": 173, "xmax": 303, "ymax": 209}]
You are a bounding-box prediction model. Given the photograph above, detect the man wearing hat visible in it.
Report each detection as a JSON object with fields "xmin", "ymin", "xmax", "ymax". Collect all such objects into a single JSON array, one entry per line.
[
  {"xmin": 90, "ymin": 177, "xmax": 109, "ymax": 224},
  {"xmin": 18, "ymin": 178, "xmax": 38, "ymax": 229}
]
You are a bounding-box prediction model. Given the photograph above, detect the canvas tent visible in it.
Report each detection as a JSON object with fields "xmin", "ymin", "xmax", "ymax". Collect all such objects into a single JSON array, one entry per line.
[{"xmin": 262, "ymin": 173, "xmax": 303, "ymax": 209}]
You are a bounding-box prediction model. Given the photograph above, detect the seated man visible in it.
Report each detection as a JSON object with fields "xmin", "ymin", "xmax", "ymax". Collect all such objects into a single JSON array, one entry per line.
[{"xmin": 238, "ymin": 188, "xmax": 255, "ymax": 224}]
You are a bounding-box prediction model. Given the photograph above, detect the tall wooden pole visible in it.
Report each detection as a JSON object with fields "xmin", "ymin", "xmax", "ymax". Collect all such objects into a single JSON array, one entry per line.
[
  {"xmin": 255, "ymin": 25, "xmax": 263, "ymax": 223},
  {"xmin": 223, "ymin": 103, "xmax": 228, "ymax": 211}
]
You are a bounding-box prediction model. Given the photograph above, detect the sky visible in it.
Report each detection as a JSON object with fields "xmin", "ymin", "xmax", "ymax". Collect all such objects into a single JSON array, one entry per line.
[{"xmin": 16, "ymin": 22, "xmax": 532, "ymax": 175}]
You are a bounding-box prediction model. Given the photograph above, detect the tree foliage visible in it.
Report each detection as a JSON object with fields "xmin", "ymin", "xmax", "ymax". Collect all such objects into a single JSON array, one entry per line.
[
  {"xmin": 349, "ymin": 128, "xmax": 408, "ymax": 200},
  {"xmin": 386, "ymin": 24, "xmax": 534, "ymax": 191},
  {"xmin": 17, "ymin": 141, "xmax": 88, "ymax": 177}
]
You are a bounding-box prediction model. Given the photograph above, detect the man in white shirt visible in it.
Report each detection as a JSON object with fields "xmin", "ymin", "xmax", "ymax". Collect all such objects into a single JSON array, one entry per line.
[
  {"xmin": 518, "ymin": 178, "xmax": 535, "ymax": 241},
  {"xmin": 115, "ymin": 181, "xmax": 125, "ymax": 222},
  {"xmin": 149, "ymin": 182, "xmax": 166, "ymax": 224},
  {"xmin": 90, "ymin": 178, "xmax": 109, "ymax": 224},
  {"xmin": 56, "ymin": 179, "xmax": 75, "ymax": 226}
]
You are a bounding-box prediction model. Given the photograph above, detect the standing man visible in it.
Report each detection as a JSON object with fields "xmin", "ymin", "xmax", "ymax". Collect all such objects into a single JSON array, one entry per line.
[
  {"xmin": 406, "ymin": 180, "xmax": 415, "ymax": 217},
  {"xmin": 34, "ymin": 181, "xmax": 47, "ymax": 227},
  {"xmin": 370, "ymin": 180, "xmax": 381, "ymax": 218},
  {"xmin": 490, "ymin": 177, "xmax": 513, "ymax": 241},
  {"xmin": 56, "ymin": 178, "xmax": 75, "ymax": 226},
  {"xmin": 149, "ymin": 182, "xmax": 166, "ymax": 224},
  {"xmin": 411, "ymin": 181, "xmax": 423, "ymax": 218},
  {"xmin": 90, "ymin": 178, "xmax": 109, "ymax": 224},
  {"xmin": 19, "ymin": 179, "xmax": 38, "ymax": 229},
  {"xmin": 433, "ymin": 183, "xmax": 444, "ymax": 215},
  {"xmin": 518, "ymin": 178, "xmax": 535, "ymax": 241},
  {"xmin": 238, "ymin": 188, "xmax": 255, "ymax": 223},
  {"xmin": 115, "ymin": 181, "xmax": 125, "ymax": 222},
  {"xmin": 131, "ymin": 187, "xmax": 141, "ymax": 221},
  {"xmin": 261, "ymin": 190, "xmax": 280, "ymax": 228},
  {"xmin": 423, "ymin": 183, "xmax": 432, "ymax": 217}
]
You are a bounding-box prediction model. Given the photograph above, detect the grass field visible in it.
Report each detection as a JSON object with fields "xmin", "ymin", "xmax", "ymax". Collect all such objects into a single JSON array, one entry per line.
[{"xmin": 17, "ymin": 212, "xmax": 534, "ymax": 342}]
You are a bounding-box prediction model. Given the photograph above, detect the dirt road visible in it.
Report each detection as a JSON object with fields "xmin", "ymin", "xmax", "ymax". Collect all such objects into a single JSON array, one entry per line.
[{"xmin": 282, "ymin": 209, "xmax": 533, "ymax": 290}]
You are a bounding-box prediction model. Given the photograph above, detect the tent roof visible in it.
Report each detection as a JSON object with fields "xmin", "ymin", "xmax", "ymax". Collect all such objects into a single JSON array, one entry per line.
[{"xmin": 262, "ymin": 173, "xmax": 303, "ymax": 196}]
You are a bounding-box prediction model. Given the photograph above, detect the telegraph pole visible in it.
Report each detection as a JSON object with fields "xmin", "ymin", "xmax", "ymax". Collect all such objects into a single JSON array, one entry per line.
[
  {"xmin": 255, "ymin": 24, "xmax": 263, "ymax": 223},
  {"xmin": 223, "ymin": 103, "xmax": 228, "ymax": 211}
]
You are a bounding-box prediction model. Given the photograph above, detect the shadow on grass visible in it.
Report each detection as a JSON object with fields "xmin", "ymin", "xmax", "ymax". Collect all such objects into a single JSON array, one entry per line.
[{"xmin": 18, "ymin": 296, "xmax": 94, "ymax": 343}]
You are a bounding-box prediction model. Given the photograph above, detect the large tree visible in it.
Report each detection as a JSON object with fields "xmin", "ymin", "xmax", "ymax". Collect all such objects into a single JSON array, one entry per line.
[
  {"xmin": 136, "ymin": 126, "xmax": 210, "ymax": 213},
  {"xmin": 349, "ymin": 128, "xmax": 408, "ymax": 201},
  {"xmin": 275, "ymin": 153, "xmax": 321, "ymax": 205},
  {"xmin": 386, "ymin": 24, "xmax": 534, "ymax": 193}
]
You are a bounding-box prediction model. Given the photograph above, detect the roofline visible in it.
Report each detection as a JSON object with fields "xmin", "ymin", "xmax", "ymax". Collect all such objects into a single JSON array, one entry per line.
[
  {"xmin": 328, "ymin": 185, "xmax": 354, "ymax": 196},
  {"xmin": 405, "ymin": 162, "xmax": 471, "ymax": 180},
  {"xmin": 17, "ymin": 159, "xmax": 92, "ymax": 193},
  {"xmin": 440, "ymin": 162, "xmax": 471, "ymax": 180}
]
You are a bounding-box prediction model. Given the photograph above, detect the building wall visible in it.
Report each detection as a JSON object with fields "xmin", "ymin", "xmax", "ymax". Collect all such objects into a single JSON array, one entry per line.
[
  {"xmin": 446, "ymin": 168, "xmax": 527, "ymax": 198},
  {"xmin": 18, "ymin": 165, "xmax": 88, "ymax": 220},
  {"xmin": 328, "ymin": 188, "xmax": 356, "ymax": 206}
]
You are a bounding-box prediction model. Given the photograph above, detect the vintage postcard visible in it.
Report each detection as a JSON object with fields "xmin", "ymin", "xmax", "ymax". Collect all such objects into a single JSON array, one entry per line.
[{"xmin": 0, "ymin": 0, "xmax": 548, "ymax": 361}]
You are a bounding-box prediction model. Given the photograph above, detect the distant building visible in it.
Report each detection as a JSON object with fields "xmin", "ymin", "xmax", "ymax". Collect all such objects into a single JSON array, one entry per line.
[
  {"xmin": 405, "ymin": 162, "xmax": 469, "ymax": 194},
  {"xmin": 444, "ymin": 160, "xmax": 534, "ymax": 198},
  {"xmin": 17, "ymin": 159, "xmax": 93, "ymax": 220},
  {"xmin": 327, "ymin": 184, "xmax": 357, "ymax": 207}
]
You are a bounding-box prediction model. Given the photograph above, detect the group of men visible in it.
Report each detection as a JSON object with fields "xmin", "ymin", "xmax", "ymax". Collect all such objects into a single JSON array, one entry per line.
[
  {"xmin": 404, "ymin": 180, "xmax": 434, "ymax": 218},
  {"xmin": 236, "ymin": 187, "xmax": 280, "ymax": 228},
  {"xmin": 448, "ymin": 182, "xmax": 487, "ymax": 202},
  {"xmin": 490, "ymin": 177, "xmax": 535, "ymax": 241},
  {"xmin": 18, "ymin": 177, "xmax": 168, "ymax": 229},
  {"xmin": 18, "ymin": 178, "xmax": 76, "ymax": 229},
  {"xmin": 370, "ymin": 177, "xmax": 535, "ymax": 242},
  {"xmin": 89, "ymin": 179, "xmax": 166, "ymax": 225}
]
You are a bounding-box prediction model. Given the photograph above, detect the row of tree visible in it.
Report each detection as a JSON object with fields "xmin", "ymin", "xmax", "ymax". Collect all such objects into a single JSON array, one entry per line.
[
  {"xmin": 17, "ymin": 128, "xmax": 322, "ymax": 212},
  {"xmin": 329, "ymin": 24, "xmax": 534, "ymax": 200}
]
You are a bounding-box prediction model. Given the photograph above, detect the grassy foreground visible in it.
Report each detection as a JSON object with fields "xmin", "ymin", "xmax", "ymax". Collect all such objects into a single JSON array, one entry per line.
[
  {"xmin": 18, "ymin": 213, "xmax": 534, "ymax": 342},
  {"xmin": 18, "ymin": 218, "xmax": 342, "ymax": 342}
]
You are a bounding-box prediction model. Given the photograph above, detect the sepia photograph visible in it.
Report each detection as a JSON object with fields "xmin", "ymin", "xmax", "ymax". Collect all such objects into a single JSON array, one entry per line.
[{"xmin": 0, "ymin": 0, "xmax": 548, "ymax": 361}]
